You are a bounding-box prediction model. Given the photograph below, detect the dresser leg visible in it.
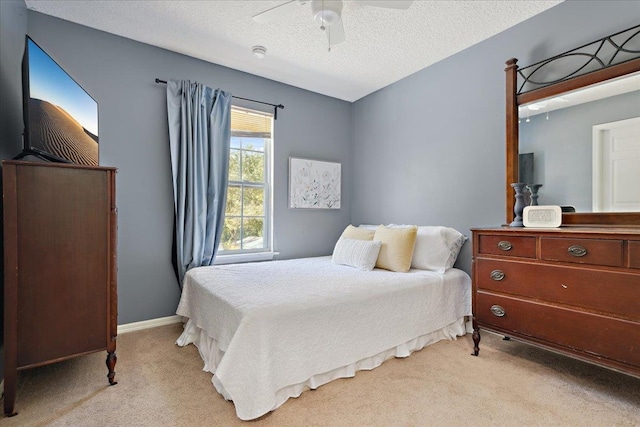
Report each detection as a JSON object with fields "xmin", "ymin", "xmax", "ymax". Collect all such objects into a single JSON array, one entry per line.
[
  {"xmin": 106, "ymin": 351, "xmax": 118, "ymax": 385},
  {"xmin": 471, "ymin": 318, "xmax": 481, "ymax": 356},
  {"xmin": 3, "ymin": 368, "xmax": 18, "ymax": 417}
]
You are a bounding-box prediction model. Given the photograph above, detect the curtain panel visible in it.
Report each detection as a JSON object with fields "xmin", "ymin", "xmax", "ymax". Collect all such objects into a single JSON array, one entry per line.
[{"xmin": 166, "ymin": 80, "xmax": 232, "ymax": 286}]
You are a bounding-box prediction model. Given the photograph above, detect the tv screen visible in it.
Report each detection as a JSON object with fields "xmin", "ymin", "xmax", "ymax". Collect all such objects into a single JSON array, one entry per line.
[{"xmin": 22, "ymin": 36, "xmax": 98, "ymax": 165}]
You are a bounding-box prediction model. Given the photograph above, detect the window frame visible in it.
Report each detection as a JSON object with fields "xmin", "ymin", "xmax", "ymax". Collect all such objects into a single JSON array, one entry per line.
[{"xmin": 216, "ymin": 106, "xmax": 275, "ymax": 262}]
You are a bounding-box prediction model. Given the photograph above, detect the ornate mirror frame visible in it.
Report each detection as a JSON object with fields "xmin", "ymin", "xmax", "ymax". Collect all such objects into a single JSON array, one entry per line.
[{"xmin": 505, "ymin": 25, "xmax": 640, "ymax": 226}]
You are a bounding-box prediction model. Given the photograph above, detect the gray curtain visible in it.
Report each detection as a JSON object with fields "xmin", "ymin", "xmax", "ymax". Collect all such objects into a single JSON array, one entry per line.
[{"xmin": 166, "ymin": 79, "xmax": 232, "ymax": 286}]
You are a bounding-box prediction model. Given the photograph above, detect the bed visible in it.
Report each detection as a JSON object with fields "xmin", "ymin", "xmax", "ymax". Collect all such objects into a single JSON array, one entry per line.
[{"xmin": 176, "ymin": 248, "xmax": 471, "ymax": 420}]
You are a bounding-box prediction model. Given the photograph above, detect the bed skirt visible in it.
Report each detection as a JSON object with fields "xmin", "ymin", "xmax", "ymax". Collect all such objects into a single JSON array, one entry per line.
[{"xmin": 177, "ymin": 316, "xmax": 469, "ymax": 418}]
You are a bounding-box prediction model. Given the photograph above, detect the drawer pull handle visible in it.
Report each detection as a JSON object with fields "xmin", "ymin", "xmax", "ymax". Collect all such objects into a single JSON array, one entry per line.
[
  {"xmin": 490, "ymin": 270, "xmax": 505, "ymax": 281},
  {"xmin": 490, "ymin": 305, "xmax": 506, "ymax": 317},
  {"xmin": 568, "ymin": 245, "xmax": 587, "ymax": 257},
  {"xmin": 497, "ymin": 241, "xmax": 512, "ymax": 251}
]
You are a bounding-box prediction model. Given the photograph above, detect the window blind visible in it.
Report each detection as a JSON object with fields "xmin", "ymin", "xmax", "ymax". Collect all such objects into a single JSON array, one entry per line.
[{"xmin": 231, "ymin": 107, "xmax": 272, "ymax": 138}]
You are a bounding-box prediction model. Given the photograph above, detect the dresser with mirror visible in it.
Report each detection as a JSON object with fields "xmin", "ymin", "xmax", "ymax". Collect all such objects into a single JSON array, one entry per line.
[{"xmin": 471, "ymin": 25, "xmax": 640, "ymax": 378}]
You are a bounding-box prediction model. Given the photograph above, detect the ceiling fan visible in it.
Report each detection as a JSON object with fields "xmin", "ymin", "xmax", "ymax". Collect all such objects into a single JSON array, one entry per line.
[{"xmin": 252, "ymin": 0, "xmax": 413, "ymax": 49}]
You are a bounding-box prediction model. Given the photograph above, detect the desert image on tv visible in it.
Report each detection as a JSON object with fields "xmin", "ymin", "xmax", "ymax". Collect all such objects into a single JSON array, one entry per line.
[{"xmin": 29, "ymin": 98, "xmax": 98, "ymax": 166}]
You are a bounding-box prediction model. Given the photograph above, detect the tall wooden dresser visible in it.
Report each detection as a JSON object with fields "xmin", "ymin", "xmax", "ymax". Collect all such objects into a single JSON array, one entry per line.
[
  {"xmin": 2, "ymin": 160, "xmax": 118, "ymax": 416},
  {"xmin": 471, "ymin": 227, "xmax": 640, "ymax": 378}
]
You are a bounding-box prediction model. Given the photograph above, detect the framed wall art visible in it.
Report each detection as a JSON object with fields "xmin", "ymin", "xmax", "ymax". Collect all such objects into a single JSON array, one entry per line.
[{"xmin": 289, "ymin": 157, "xmax": 341, "ymax": 209}]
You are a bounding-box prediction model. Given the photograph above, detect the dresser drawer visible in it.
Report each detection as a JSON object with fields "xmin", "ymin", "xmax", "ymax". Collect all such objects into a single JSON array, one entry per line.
[
  {"xmin": 475, "ymin": 259, "xmax": 640, "ymax": 319},
  {"xmin": 540, "ymin": 237, "xmax": 623, "ymax": 267},
  {"xmin": 478, "ymin": 234, "xmax": 536, "ymax": 258},
  {"xmin": 475, "ymin": 292, "xmax": 640, "ymax": 367},
  {"xmin": 630, "ymin": 241, "xmax": 640, "ymax": 269}
]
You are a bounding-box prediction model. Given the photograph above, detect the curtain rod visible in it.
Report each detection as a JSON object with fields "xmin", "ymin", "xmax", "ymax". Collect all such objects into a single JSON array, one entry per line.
[{"xmin": 155, "ymin": 78, "xmax": 284, "ymax": 120}]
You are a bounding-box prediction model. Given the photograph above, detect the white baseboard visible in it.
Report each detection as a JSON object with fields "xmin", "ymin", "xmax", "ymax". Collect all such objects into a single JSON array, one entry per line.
[
  {"xmin": 0, "ymin": 318, "xmax": 180, "ymax": 397},
  {"xmin": 117, "ymin": 315, "xmax": 183, "ymax": 335}
]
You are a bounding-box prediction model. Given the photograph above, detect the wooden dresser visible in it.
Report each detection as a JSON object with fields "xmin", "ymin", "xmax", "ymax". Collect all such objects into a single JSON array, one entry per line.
[
  {"xmin": 471, "ymin": 226, "xmax": 640, "ymax": 378},
  {"xmin": 3, "ymin": 161, "xmax": 118, "ymax": 416}
]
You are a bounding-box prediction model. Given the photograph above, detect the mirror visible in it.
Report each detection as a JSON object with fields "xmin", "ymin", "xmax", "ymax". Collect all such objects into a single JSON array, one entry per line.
[
  {"xmin": 518, "ymin": 72, "xmax": 640, "ymax": 213},
  {"xmin": 505, "ymin": 25, "xmax": 640, "ymax": 226}
]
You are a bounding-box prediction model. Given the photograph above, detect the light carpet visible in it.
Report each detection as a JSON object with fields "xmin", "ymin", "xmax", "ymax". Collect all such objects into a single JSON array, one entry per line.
[{"xmin": 2, "ymin": 323, "xmax": 639, "ymax": 426}]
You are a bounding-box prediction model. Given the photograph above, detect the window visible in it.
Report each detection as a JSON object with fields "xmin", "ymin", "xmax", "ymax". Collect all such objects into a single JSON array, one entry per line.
[{"xmin": 219, "ymin": 106, "xmax": 273, "ymax": 257}]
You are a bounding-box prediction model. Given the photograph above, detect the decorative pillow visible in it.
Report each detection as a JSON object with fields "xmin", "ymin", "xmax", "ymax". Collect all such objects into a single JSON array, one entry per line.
[
  {"xmin": 373, "ymin": 225, "xmax": 418, "ymax": 272},
  {"xmin": 411, "ymin": 226, "xmax": 467, "ymax": 272},
  {"xmin": 332, "ymin": 238, "xmax": 382, "ymax": 271},
  {"xmin": 340, "ymin": 224, "xmax": 375, "ymax": 240}
]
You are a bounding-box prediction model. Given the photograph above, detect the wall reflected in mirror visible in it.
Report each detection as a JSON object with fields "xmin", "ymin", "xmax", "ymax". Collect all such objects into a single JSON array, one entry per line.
[{"xmin": 518, "ymin": 72, "xmax": 640, "ymax": 213}]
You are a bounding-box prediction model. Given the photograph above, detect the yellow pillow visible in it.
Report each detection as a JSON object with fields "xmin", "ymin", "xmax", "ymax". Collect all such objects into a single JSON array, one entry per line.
[
  {"xmin": 340, "ymin": 224, "xmax": 375, "ymax": 241},
  {"xmin": 374, "ymin": 225, "xmax": 418, "ymax": 272}
]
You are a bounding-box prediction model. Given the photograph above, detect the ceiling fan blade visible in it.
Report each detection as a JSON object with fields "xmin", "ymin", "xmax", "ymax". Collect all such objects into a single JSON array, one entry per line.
[
  {"xmin": 252, "ymin": 0, "xmax": 304, "ymax": 24},
  {"xmin": 327, "ymin": 17, "xmax": 345, "ymax": 46},
  {"xmin": 357, "ymin": 0, "xmax": 413, "ymax": 9}
]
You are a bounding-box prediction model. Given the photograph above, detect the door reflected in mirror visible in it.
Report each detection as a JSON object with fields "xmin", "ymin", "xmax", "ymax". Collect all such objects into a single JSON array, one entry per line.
[{"xmin": 518, "ymin": 72, "xmax": 640, "ymax": 213}]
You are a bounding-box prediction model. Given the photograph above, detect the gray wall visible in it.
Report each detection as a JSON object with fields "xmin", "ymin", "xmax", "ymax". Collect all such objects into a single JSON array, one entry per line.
[
  {"xmin": 3, "ymin": 10, "xmax": 353, "ymax": 324},
  {"xmin": 0, "ymin": 0, "xmax": 27, "ymax": 160},
  {"xmin": 351, "ymin": 0, "xmax": 640, "ymax": 273},
  {"xmin": 520, "ymin": 90, "xmax": 640, "ymax": 211},
  {"xmin": 1, "ymin": 1, "xmax": 639, "ymax": 323}
]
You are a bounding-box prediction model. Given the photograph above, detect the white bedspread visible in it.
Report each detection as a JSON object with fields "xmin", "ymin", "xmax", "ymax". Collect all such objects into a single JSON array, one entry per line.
[{"xmin": 176, "ymin": 256, "xmax": 471, "ymax": 420}]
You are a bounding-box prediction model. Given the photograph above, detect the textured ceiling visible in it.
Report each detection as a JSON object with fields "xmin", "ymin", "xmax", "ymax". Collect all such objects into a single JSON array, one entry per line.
[{"xmin": 24, "ymin": 0, "xmax": 562, "ymax": 102}]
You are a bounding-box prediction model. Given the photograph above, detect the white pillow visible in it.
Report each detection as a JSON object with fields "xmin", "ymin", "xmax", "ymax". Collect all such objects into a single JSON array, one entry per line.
[
  {"xmin": 332, "ymin": 238, "xmax": 382, "ymax": 271},
  {"xmin": 387, "ymin": 224, "xmax": 467, "ymax": 272},
  {"xmin": 413, "ymin": 226, "xmax": 467, "ymax": 272},
  {"xmin": 358, "ymin": 224, "xmax": 380, "ymax": 230}
]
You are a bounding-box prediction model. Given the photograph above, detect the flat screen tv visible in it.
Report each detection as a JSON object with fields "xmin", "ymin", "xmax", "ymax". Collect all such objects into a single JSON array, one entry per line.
[{"xmin": 21, "ymin": 35, "xmax": 98, "ymax": 165}]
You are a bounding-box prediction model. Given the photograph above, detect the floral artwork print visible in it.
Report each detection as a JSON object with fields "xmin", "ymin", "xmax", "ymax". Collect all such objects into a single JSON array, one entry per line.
[{"xmin": 289, "ymin": 158, "xmax": 341, "ymax": 209}]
